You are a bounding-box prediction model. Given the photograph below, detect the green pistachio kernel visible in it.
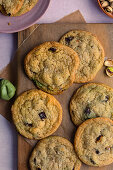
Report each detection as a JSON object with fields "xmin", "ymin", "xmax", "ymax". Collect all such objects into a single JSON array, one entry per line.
[
  {"xmin": 0, "ymin": 79, "xmax": 16, "ymax": 100},
  {"xmin": 33, "ymin": 79, "xmax": 54, "ymax": 91},
  {"xmin": 107, "ymin": 66, "xmax": 113, "ymax": 73}
]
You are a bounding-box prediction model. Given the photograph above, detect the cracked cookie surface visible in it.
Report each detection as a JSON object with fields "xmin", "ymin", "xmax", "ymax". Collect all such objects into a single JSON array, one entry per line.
[
  {"xmin": 0, "ymin": 0, "xmax": 24, "ymax": 16},
  {"xmin": 29, "ymin": 136, "xmax": 81, "ymax": 170},
  {"xmin": 70, "ymin": 83, "xmax": 113, "ymax": 126},
  {"xmin": 24, "ymin": 42, "xmax": 79, "ymax": 94},
  {"xmin": 74, "ymin": 117, "xmax": 113, "ymax": 167},
  {"xmin": 14, "ymin": 0, "xmax": 39, "ymax": 16},
  {"xmin": 11, "ymin": 90, "xmax": 62, "ymax": 139},
  {"xmin": 60, "ymin": 30, "xmax": 105, "ymax": 83}
]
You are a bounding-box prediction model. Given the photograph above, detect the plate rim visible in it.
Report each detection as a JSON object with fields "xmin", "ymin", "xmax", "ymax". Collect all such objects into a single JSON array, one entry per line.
[{"xmin": 0, "ymin": 0, "xmax": 51, "ymax": 33}]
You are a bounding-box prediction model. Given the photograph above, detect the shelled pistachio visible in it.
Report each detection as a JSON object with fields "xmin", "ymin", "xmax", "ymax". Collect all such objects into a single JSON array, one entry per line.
[{"xmin": 106, "ymin": 67, "xmax": 113, "ymax": 77}]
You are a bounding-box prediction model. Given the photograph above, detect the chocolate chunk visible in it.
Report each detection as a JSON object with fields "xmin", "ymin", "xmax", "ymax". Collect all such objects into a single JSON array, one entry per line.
[
  {"xmin": 48, "ymin": 47, "xmax": 56, "ymax": 52},
  {"xmin": 84, "ymin": 106, "xmax": 91, "ymax": 115},
  {"xmin": 105, "ymin": 146, "xmax": 111, "ymax": 151},
  {"xmin": 96, "ymin": 135, "xmax": 103, "ymax": 143},
  {"xmin": 24, "ymin": 122, "xmax": 32, "ymax": 127},
  {"xmin": 39, "ymin": 112, "xmax": 47, "ymax": 120},
  {"xmin": 90, "ymin": 158, "xmax": 96, "ymax": 165},
  {"xmin": 65, "ymin": 36, "xmax": 74, "ymax": 45},
  {"xmin": 37, "ymin": 168, "xmax": 41, "ymax": 170},
  {"xmin": 8, "ymin": 13, "xmax": 11, "ymax": 16},
  {"xmin": 104, "ymin": 95, "xmax": 110, "ymax": 102},
  {"xmin": 34, "ymin": 158, "xmax": 36, "ymax": 165},
  {"xmin": 95, "ymin": 149, "xmax": 100, "ymax": 154}
]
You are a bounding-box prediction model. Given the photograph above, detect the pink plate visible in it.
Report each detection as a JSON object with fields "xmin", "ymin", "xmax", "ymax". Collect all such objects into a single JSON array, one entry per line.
[{"xmin": 0, "ymin": 0, "xmax": 50, "ymax": 33}]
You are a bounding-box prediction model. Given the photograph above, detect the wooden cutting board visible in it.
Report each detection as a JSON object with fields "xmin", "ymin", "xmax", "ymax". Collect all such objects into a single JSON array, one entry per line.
[
  {"xmin": 17, "ymin": 23, "xmax": 113, "ymax": 170},
  {"xmin": 18, "ymin": 25, "xmax": 38, "ymax": 170}
]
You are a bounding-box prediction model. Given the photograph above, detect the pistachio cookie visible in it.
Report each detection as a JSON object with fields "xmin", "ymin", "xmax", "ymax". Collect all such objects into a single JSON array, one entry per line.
[
  {"xmin": 60, "ymin": 30, "xmax": 105, "ymax": 83},
  {"xmin": 11, "ymin": 90, "xmax": 62, "ymax": 139},
  {"xmin": 74, "ymin": 117, "xmax": 113, "ymax": 167},
  {"xmin": 0, "ymin": 0, "xmax": 24, "ymax": 16},
  {"xmin": 30, "ymin": 136, "xmax": 81, "ymax": 170},
  {"xmin": 14, "ymin": 0, "xmax": 39, "ymax": 16},
  {"xmin": 24, "ymin": 42, "xmax": 79, "ymax": 94},
  {"xmin": 70, "ymin": 83, "xmax": 113, "ymax": 126}
]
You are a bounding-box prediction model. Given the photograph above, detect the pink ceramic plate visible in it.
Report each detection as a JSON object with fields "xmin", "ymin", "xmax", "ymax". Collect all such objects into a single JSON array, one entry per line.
[{"xmin": 0, "ymin": 0, "xmax": 50, "ymax": 33}]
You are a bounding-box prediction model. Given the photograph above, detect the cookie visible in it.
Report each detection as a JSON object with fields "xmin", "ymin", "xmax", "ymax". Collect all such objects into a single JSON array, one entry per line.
[
  {"xmin": 11, "ymin": 89, "xmax": 62, "ymax": 139},
  {"xmin": 29, "ymin": 136, "xmax": 81, "ymax": 170},
  {"xmin": 74, "ymin": 117, "xmax": 113, "ymax": 167},
  {"xmin": 60, "ymin": 30, "xmax": 105, "ymax": 83},
  {"xmin": 70, "ymin": 83, "xmax": 113, "ymax": 126},
  {"xmin": 24, "ymin": 42, "xmax": 79, "ymax": 94},
  {"xmin": 14, "ymin": 0, "xmax": 39, "ymax": 16},
  {"xmin": 0, "ymin": 0, "xmax": 24, "ymax": 16}
]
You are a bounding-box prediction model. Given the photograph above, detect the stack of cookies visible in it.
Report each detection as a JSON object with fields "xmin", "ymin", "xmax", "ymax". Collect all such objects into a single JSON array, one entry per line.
[
  {"xmin": 0, "ymin": 0, "xmax": 39, "ymax": 16},
  {"xmin": 11, "ymin": 30, "xmax": 113, "ymax": 169}
]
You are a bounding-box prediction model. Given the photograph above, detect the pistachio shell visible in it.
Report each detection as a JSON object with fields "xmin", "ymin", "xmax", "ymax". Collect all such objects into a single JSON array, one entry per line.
[
  {"xmin": 106, "ymin": 67, "xmax": 113, "ymax": 77},
  {"xmin": 108, "ymin": 0, "xmax": 113, "ymax": 2},
  {"xmin": 101, "ymin": 1, "xmax": 109, "ymax": 7},
  {"xmin": 105, "ymin": 6, "xmax": 113, "ymax": 12},
  {"xmin": 104, "ymin": 59, "xmax": 113, "ymax": 67},
  {"xmin": 110, "ymin": 2, "xmax": 113, "ymax": 7}
]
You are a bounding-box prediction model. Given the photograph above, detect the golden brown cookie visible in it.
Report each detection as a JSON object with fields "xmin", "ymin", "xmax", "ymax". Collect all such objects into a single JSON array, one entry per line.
[
  {"xmin": 0, "ymin": 0, "xmax": 24, "ymax": 16},
  {"xmin": 30, "ymin": 136, "xmax": 81, "ymax": 170},
  {"xmin": 70, "ymin": 83, "xmax": 113, "ymax": 126},
  {"xmin": 24, "ymin": 42, "xmax": 79, "ymax": 94},
  {"xmin": 14, "ymin": 0, "xmax": 39, "ymax": 16},
  {"xmin": 60, "ymin": 30, "xmax": 105, "ymax": 83},
  {"xmin": 74, "ymin": 117, "xmax": 113, "ymax": 167},
  {"xmin": 11, "ymin": 89, "xmax": 62, "ymax": 139}
]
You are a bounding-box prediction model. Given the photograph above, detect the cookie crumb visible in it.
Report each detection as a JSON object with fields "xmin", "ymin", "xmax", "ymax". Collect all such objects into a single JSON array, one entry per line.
[{"xmin": 8, "ymin": 22, "xmax": 11, "ymax": 25}]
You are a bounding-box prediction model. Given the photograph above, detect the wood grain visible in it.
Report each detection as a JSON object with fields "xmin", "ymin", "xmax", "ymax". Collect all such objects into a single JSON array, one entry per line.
[{"xmin": 18, "ymin": 25, "xmax": 37, "ymax": 170}]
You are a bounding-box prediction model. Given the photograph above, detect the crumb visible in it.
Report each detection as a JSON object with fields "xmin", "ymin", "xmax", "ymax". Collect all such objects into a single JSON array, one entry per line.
[{"xmin": 8, "ymin": 22, "xmax": 11, "ymax": 25}]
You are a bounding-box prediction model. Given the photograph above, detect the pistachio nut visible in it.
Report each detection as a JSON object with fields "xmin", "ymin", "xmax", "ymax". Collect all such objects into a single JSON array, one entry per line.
[
  {"xmin": 108, "ymin": 0, "xmax": 113, "ymax": 2},
  {"xmin": 0, "ymin": 79, "xmax": 16, "ymax": 100},
  {"xmin": 105, "ymin": 6, "xmax": 113, "ymax": 12},
  {"xmin": 110, "ymin": 2, "xmax": 113, "ymax": 7},
  {"xmin": 104, "ymin": 59, "xmax": 113, "ymax": 67},
  {"xmin": 101, "ymin": 1, "xmax": 109, "ymax": 8},
  {"xmin": 106, "ymin": 67, "xmax": 113, "ymax": 77}
]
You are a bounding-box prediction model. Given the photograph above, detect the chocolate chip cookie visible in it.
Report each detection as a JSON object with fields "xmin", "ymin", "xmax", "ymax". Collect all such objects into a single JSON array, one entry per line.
[
  {"xmin": 24, "ymin": 42, "xmax": 79, "ymax": 94},
  {"xmin": 60, "ymin": 30, "xmax": 105, "ymax": 83},
  {"xmin": 74, "ymin": 117, "xmax": 113, "ymax": 167},
  {"xmin": 11, "ymin": 89, "xmax": 62, "ymax": 139},
  {"xmin": 30, "ymin": 136, "xmax": 81, "ymax": 170},
  {"xmin": 0, "ymin": 0, "xmax": 24, "ymax": 16},
  {"xmin": 70, "ymin": 83, "xmax": 113, "ymax": 126},
  {"xmin": 14, "ymin": 0, "xmax": 39, "ymax": 16}
]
